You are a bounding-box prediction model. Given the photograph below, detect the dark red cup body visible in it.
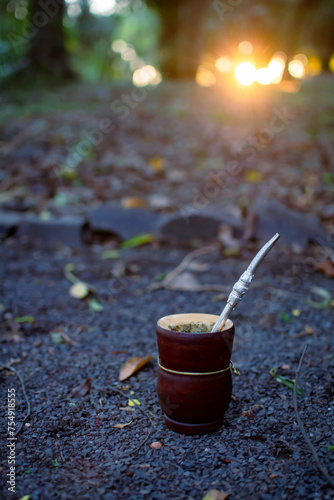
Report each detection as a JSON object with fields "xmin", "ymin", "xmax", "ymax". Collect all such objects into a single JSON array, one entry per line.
[{"xmin": 156, "ymin": 313, "xmax": 234, "ymax": 435}]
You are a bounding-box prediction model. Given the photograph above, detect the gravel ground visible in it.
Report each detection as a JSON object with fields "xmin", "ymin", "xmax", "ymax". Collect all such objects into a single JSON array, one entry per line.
[{"xmin": 0, "ymin": 237, "xmax": 333, "ymax": 500}]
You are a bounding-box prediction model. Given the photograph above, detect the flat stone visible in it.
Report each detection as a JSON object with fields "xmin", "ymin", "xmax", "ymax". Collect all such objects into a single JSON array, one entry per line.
[
  {"xmin": 0, "ymin": 210, "xmax": 23, "ymax": 239},
  {"xmin": 157, "ymin": 204, "xmax": 243, "ymax": 243},
  {"xmin": 17, "ymin": 215, "xmax": 86, "ymax": 248},
  {"xmin": 87, "ymin": 205, "xmax": 160, "ymax": 241},
  {"xmin": 157, "ymin": 212, "xmax": 220, "ymax": 243},
  {"xmin": 253, "ymin": 199, "xmax": 333, "ymax": 247}
]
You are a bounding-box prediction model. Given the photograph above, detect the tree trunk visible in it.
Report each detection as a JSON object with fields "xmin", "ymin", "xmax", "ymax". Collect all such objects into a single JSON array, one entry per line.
[
  {"xmin": 27, "ymin": 0, "xmax": 74, "ymax": 80},
  {"xmin": 148, "ymin": 0, "xmax": 210, "ymax": 79}
]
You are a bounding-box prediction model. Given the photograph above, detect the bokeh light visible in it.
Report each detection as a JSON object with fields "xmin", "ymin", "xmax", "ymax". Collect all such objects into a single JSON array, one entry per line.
[
  {"xmin": 329, "ymin": 55, "xmax": 334, "ymax": 73},
  {"xmin": 267, "ymin": 56, "xmax": 285, "ymax": 84},
  {"xmin": 89, "ymin": 0, "xmax": 116, "ymax": 16},
  {"xmin": 133, "ymin": 65, "xmax": 162, "ymax": 87},
  {"xmin": 235, "ymin": 62, "xmax": 256, "ymax": 86},
  {"xmin": 256, "ymin": 67, "xmax": 272, "ymax": 85},
  {"xmin": 111, "ymin": 39, "xmax": 127, "ymax": 53},
  {"xmin": 215, "ymin": 56, "xmax": 232, "ymax": 73},
  {"xmin": 288, "ymin": 60, "xmax": 305, "ymax": 79},
  {"xmin": 238, "ymin": 41, "xmax": 253, "ymax": 55},
  {"xmin": 120, "ymin": 46, "xmax": 136, "ymax": 61},
  {"xmin": 67, "ymin": 2, "xmax": 81, "ymax": 17},
  {"xmin": 294, "ymin": 53, "xmax": 308, "ymax": 66},
  {"xmin": 306, "ymin": 56, "xmax": 322, "ymax": 75},
  {"xmin": 196, "ymin": 66, "xmax": 216, "ymax": 87},
  {"xmin": 273, "ymin": 51, "xmax": 287, "ymax": 62},
  {"xmin": 14, "ymin": 6, "xmax": 28, "ymax": 19}
]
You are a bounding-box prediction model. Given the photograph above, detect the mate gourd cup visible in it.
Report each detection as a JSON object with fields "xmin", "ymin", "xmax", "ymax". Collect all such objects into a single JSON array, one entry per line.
[{"xmin": 156, "ymin": 313, "xmax": 234, "ymax": 435}]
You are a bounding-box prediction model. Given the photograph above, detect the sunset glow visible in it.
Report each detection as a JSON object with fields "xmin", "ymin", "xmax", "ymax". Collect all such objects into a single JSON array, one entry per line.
[{"xmin": 235, "ymin": 62, "xmax": 256, "ymax": 86}]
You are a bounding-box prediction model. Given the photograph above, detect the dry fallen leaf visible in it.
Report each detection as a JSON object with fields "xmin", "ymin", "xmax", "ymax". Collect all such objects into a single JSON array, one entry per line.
[
  {"xmin": 121, "ymin": 196, "xmax": 148, "ymax": 208},
  {"xmin": 292, "ymin": 309, "xmax": 300, "ymax": 316},
  {"xmin": 69, "ymin": 282, "xmax": 89, "ymax": 299},
  {"xmin": 71, "ymin": 378, "xmax": 92, "ymax": 398},
  {"xmin": 114, "ymin": 420, "xmax": 132, "ymax": 429},
  {"xmin": 203, "ymin": 490, "xmax": 230, "ymax": 500},
  {"xmin": 167, "ymin": 272, "xmax": 200, "ymax": 291},
  {"xmin": 149, "ymin": 156, "xmax": 165, "ymax": 172},
  {"xmin": 128, "ymin": 398, "xmax": 141, "ymax": 407},
  {"xmin": 316, "ymin": 259, "xmax": 334, "ymax": 278},
  {"xmin": 293, "ymin": 325, "xmax": 315, "ymax": 338},
  {"xmin": 119, "ymin": 355, "xmax": 152, "ymax": 381},
  {"xmin": 149, "ymin": 441, "xmax": 162, "ymax": 450},
  {"xmin": 244, "ymin": 170, "xmax": 264, "ymax": 183}
]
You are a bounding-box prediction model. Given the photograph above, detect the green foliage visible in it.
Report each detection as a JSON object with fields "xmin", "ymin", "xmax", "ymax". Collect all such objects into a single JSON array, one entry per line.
[
  {"xmin": 121, "ymin": 233, "xmax": 154, "ymax": 249},
  {"xmin": 270, "ymin": 366, "xmax": 304, "ymax": 395},
  {"xmin": 323, "ymin": 172, "xmax": 334, "ymax": 186},
  {"xmin": 280, "ymin": 311, "xmax": 291, "ymax": 323},
  {"xmin": 15, "ymin": 316, "xmax": 34, "ymax": 323},
  {"xmin": 89, "ymin": 298, "xmax": 104, "ymax": 312},
  {"xmin": 100, "ymin": 250, "xmax": 120, "ymax": 259},
  {"xmin": 306, "ymin": 287, "xmax": 333, "ymax": 309}
]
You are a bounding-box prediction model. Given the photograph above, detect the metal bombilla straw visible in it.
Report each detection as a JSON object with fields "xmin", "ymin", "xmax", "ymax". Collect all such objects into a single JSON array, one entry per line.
[{"xmin": 211, "ymin": 233, "xmax": 280, "ymax": 333}]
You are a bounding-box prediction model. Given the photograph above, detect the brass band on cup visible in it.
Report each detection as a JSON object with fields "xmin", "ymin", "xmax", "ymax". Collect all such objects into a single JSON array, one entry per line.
[{"xmin": 157, "ymin": 357, "xmax": 240, "ymax": 376}]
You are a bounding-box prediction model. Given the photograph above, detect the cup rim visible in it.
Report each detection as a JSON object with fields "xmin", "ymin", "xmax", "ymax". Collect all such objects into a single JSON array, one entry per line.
[{"xmin": 157, "ymin": 313, "xmax": 233, "ymax": 333}]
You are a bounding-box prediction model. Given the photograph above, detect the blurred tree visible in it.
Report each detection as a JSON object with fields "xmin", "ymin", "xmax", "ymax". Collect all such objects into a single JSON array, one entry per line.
[
  {"xmin": 302, "ymin": 0, "xmax": 334, "ymax": 71},
  {"xmin": 27, "ymin": 0, "xmax": 74, "ymax": 79},
  {"xmin": 281, "ymin": 0, "xmax": 334, "ymax": 72},
  {"xmin": 145, "ymin": 0, "xmax": 211, "ymax": 78}
]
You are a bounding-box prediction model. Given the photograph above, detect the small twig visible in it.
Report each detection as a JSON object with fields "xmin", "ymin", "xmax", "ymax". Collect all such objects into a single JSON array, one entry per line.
[
  {"xmin": 293, "ymin": 344, "xmax": 334, "ymax": 488},
  {"xmin": 163, "ymin": 244, "xmax": 218, "ymax": 285},
  {"xmin": 110, "ymin": 386, "xmax": 154, "ymax": 457},
  {"xmin": 0, "ymin": 365, "xmax": 31, "ymax": 434},
  {"xmin": 148, "ymin": 243, "xmax": 226, "ymax": 291},
  {"xmin": 63, "ymin": 265, "xmax": 79, "ymax": 285},
  {"xmin": 165, "ymin": 283, "xmax": 231, "ymax": 293}
]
